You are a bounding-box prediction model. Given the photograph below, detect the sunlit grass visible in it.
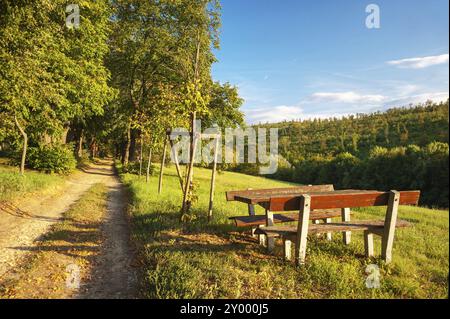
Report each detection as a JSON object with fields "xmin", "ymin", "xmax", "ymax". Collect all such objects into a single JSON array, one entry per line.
[
  {"xmin": 0, "ymin": 160, "xmax": 65, "ymax": 202},
  {"xmin": 120, "ymin": 163, "xmax": 448, "ymax": 299}
]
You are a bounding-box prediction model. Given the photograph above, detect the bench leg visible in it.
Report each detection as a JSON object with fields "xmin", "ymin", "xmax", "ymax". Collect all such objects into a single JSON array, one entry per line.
[
  {"xmin": 248, "ymin": 203, "xmax": 257, "ymax": 238},
  {"xmin": 313, "ymin": 219, "xmax": 321, "ymax": 238},
  {"xmin": 364, "ymin": 231, "xmax": 374, "ymax": 257},
  {"xmin": 283, "ymin": 239, "xmax": 292, "ymax": 261},
  {"xmin": 381, "ymin": 191, "xmax": 400, "ymax": 264},
  {"xmin": 267, "ymin": 236, "xmax": 275, "ymax": 252},
  {"xmin": 259, "ymin": 234, "xmax": 266, "ymax": 246},
  {"xmin": 341, "ymin": 208, "xmax": 351, "ymax": 245},
  {"xmin": 265, "ymin": 209, "xmax": 275, "ymax": 253},
  {"xmin": 251, "ymin": 227, "xmax": 258, "ymax": 239},
  {"xmin": 325, "ymin": 218, "xmax": 332, "ymax": 241},
  {"xmin": 295, "ymin": 195, "xmax": 311, "ymax": 266}
]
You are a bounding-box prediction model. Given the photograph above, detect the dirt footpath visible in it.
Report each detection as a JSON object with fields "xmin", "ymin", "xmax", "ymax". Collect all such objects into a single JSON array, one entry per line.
[
  {"xmin": 79, "ymin": 168, "xmax": 138, "ymax": 298},
  {"xmin": 0, "ymin": 161, "xmax": 137, "ymax": 298}
]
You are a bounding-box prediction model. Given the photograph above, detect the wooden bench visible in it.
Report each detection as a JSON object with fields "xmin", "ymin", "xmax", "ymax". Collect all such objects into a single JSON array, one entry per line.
[
  {"xmin": 255, "ymin": 190, "xmax": 420, "ymax": 265},
  {"xmin": 226, "ymin": 185, "xmax": 347, "ymax": 249}
]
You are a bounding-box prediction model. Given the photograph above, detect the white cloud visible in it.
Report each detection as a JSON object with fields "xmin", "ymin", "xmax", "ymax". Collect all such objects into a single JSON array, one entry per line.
[
  {"xmin": 309, "ymin": 91, "xmax": 385, "ymax": 103},
  {"xmin": 245, "ymin": 105, "xmax": 303, "ymax": 123},
  {"xmin": 243, "ymin": 90, "xmax": 449, "ymax": 124},
  {"xmin": 387, "ymin": 54, "xmax": 449, "ymax": 69}
]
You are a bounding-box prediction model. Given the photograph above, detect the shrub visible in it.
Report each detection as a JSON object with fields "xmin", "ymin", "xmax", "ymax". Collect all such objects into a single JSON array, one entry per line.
[
  {"xmin": 27, "ymin": 144, "xmax": 76, "ymax": 174},
  {"xmin": 268, "ymin": 143, "xmax": 449, "ymax": 208}
]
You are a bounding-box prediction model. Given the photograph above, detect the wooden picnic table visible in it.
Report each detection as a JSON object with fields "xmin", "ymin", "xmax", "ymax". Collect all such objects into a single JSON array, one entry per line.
[
  {"xmin": 226, "ymin": 185, "xmax": 420, "ymax": 263},
  {"xmin": 226, "ymin": 184, "xmax": 337, "ymax": 208},
  {"xmin": 230, "ymin": 189, "xmax": 420, "ymax": 209}
]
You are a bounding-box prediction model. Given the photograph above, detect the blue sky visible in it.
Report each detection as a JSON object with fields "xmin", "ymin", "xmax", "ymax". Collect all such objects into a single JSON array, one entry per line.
[{"xmin": 211, "ymin": 0, "xmax": 449, "ymax": 124}]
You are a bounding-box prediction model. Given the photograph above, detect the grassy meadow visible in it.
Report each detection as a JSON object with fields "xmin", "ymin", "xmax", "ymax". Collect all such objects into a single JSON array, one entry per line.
[{"xmin": 120, "ymin": 163, "xmax": 449, "ymax": 299}]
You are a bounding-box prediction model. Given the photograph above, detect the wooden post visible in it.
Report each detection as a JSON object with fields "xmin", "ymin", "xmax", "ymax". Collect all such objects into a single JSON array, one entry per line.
[
  {"xmin": 208, "ymin": 137, "xmax": 220, "ymax": 221},
  {"xmin": 295, "ymin": 195, "xmax": 311, "ymax": 266},
  {"xmin": 168, "ymin": 137, "xmax": 184, "ymax": 191},
  {"xmin": 146, "ymin": 147, "xmax": 152, "ymax": 183},
  {"xmin": 181, "ymin": 112, "xmax": 197, "ymax": 215},
  {"xmin": 341, "ymin": 208, "xmax": 351, "ymax": 245},
  {"xmin": 284, "ymin": 239, "xmax": 292, "ymax": 261},
  {"xmin": 265, "ymin": 209, "xmax": 275, "ymax": 252},
  {"xmin": 158, "ymin": 137, "xmax": 167, "ymax": 194},
  {"xmin": 243, "ymin": 188, "xmax": 258, "ymax": 237},
  {"xmin": 381, "ymin": 191, "xmax": 400, "ymax": 264},
  {"xmin": 139, "ymin": 134, "xmax": 143, "ymax": 177},
  {"xmin": 364, "ymin": 231, "xmax": 374, "ymax": 257},
  {"xmin": 313, "ymin": 219, "xmax": 321, "ymax": 238},
  {"xmin": 14, "ymin": 115, "xmax": 27, "ymax": 175},
  {"xmin": 325, "ymin": 218, "xmax": 332, "ymax": 241},
  {"xmin": 248, "ymin": 204, "xmax": 256, "ymax": 216},
  {"xmin": 181, "ymin": 131, "xmax": 198, "ymax": 215},
  {"xmin": 249, "ymin": 204, "xmax": 258, "ymax": 238},
  {"xmin": 259, "ymin": 233, "xmax": 266, "ymax": 246}
]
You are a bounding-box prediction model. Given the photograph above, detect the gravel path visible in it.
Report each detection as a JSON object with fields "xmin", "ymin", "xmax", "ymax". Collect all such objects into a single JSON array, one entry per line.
[{"xmin": 0, "ymin": 161, "xmax": 137, "ymax": 298}]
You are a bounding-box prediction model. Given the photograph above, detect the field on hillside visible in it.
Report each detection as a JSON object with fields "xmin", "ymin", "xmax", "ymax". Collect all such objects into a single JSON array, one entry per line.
[{"xmin": 120, "ymin": 164, "xmax": 449, "ymax": 299}]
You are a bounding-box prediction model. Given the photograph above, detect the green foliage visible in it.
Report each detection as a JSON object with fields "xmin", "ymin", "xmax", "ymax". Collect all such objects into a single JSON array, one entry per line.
[
  {"xmin": 267, "ymin": 142, "xmax": 449, "ymax": 208},
  {"xmin": 268, "ymin": 101, "xmax": 449, "ymax": 163},
  {"xmin": 204, "ymin": 82, "xmax": 245, "ymax": 128},
  {"xmin": 26, "ymin": 144, "xmax": 76, "ymax": 174}
]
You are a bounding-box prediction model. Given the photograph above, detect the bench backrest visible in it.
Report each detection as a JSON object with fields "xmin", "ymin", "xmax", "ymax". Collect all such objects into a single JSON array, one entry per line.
[
  {"xmin": 226, "ymin": 184, "xmax": 334, "ymax": 201},
  {"xmin": 269, "ymin": 190, "xmax": 420, "ymax": 211}
]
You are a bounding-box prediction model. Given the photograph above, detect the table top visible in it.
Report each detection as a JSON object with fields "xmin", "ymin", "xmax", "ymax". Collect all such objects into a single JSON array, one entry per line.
[
  {"xmin": 232, "ymin": 189, "xmax": 375, "ymax": 205},
  {"xmin": 227, "ymin": 186, "xmax": 420, "ymax": 212}
]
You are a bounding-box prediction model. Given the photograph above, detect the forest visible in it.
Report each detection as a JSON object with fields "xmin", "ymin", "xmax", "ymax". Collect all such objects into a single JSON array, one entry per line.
[{"xmin": 243, "ymin": 101, "xmax": 449, "ymax": 208}]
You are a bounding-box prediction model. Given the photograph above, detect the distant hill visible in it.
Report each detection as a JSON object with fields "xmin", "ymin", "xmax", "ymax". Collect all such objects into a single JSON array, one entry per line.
[{"xmin": 257, "ymin": 100, "xmax": 449, "ymax": 165}]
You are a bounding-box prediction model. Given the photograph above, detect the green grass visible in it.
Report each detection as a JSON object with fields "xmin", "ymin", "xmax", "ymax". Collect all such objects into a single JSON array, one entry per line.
[
  {"xmin": 0, "ymin": 160, "xmax": 66, "ymax": 202},
  {"xmin": 119, "ymin": 163, "xmax": 449, "ymax": 299}
]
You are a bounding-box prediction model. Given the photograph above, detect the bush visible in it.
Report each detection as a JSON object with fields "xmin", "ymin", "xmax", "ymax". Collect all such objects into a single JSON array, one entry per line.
[
  {"xmin": 267, "ymin": 143, "xmax": 449, "ymax": 208},
  {"xmin": 27, "ymin": 144, "xmax": 76, "ymax": 174}
]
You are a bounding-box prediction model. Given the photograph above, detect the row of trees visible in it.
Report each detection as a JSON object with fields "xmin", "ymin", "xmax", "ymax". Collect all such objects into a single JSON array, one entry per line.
[
  {"xmin": 0, "ymin": 0, "xmax": 114, "ymax": 173},
  {"xmin": 0, "ymin": 0, "xmax": 244, "ymax": 174},
  {"xmin": 265, "ymin": 142, "xmax": 449, "ymax": 208}
]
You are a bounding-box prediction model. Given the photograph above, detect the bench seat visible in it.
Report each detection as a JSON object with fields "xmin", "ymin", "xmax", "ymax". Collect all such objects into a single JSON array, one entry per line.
[
  {"xmin": 229, "ymin": 209, "xmax": 342, "ymax": 227},
  {"xmin": 255, "ymin": 219, "xmax": 412, "ymax": 238}
]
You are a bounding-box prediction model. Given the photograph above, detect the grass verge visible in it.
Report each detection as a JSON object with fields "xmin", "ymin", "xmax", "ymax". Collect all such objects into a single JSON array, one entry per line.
[
  {"xmin": 0, "ymin": 159, "xmax": 66, "ymax": 202},
  {"xmin": 119, "ymin": 163, "xmax": 449, "ymax": 299}
]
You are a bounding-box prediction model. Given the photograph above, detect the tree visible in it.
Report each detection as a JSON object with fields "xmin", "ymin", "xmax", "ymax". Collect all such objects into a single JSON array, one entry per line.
[{"xmin": 0, "ymin": 0, "xmax": 114, "ymax": 172}]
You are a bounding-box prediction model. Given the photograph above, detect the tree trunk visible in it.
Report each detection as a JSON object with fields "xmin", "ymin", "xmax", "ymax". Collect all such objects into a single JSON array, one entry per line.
[
  {"xmin": 129, "ymin": 129, "xmax": 138, "ymax": 162},
  {"xmin": 123, "ymin": 121, "xmax": 132, "ymax": 167},
  {"xmin": 60, "ymin": 125, "xmax": 70, "ymax": 144},
  {"xmin": 14, "ymin": 115, "xmax": 27, "ymax": 175},
  {"xmin": 77, "ymin": 129, "xmax": 84, "ymax": 158},
  {"xmin": 146, "ymin": 147, "xmax": 152, "ymax": 183},
  {"xmin": 139, "ymin": 134, "xmax": 143, "ymax": 176},
  {"xmin": 90, "ymin": 138, "xmax": 97, "ymax": 159}
]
